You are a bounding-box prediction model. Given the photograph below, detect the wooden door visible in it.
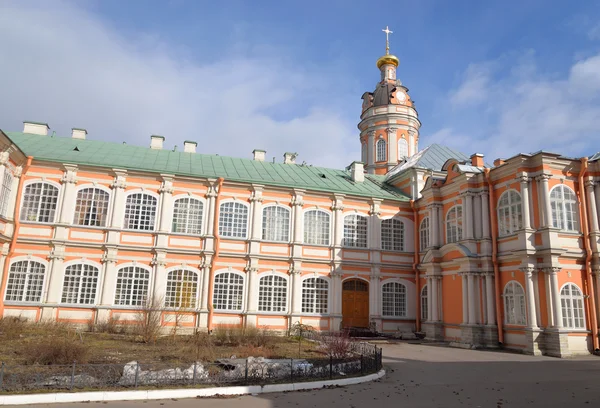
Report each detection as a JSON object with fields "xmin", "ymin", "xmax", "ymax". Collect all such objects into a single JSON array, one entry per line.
[{"xmin": 342, "ymin": 279, "xmax": 369, "ymax": 328}]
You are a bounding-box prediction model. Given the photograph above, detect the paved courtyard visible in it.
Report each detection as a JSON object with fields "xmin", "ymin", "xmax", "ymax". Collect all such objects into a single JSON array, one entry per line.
[{"xmin": 11, "ymin": 341, "xmax": 600, "ymax": 408}]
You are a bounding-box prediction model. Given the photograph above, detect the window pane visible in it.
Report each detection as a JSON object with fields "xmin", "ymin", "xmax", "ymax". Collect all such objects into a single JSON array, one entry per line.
[
  {"xmin": 304, "ymin": 210, "xmax": 330, "ymax": 245},
  {"xmin": 173, "ymin": 198, "xmax": 203, "ymax": 234},
  {"xmin": 21, "ymin": 183, "xmax": 59, "ymax": 223},
  {"xmin": 124, "ymin": 194, "xmax": 157, "ymax": 231},
  {"xmin": 114, "ymin": 266, "xmax": 150, "ymax": 306},
  {"xmin": 165, "ymin": 269, "xmax": 198, "ymax": 308},
  {"xmin": 219, "ymin": 202, "xmax": 248, "ymax": 238}
]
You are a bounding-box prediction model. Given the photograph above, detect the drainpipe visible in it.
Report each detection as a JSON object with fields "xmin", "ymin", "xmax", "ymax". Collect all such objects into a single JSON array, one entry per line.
[
  {"xmin": 410, "ymin": 200, "xmax": 421, "ymax": 332},
  {"xmin": 206, "ymin": 177, "xmax": 225, "ymax": 332},
  {"xmin": 484, "ymin": 168, "xmax": 504, "ymax": 344},
  {"xmin": 578, "ymin": 158, "xmax": 599, "ymax": 351},
  {"xmin": 0, "ymin": 156, "xmax": 33, "ymax": 316}
]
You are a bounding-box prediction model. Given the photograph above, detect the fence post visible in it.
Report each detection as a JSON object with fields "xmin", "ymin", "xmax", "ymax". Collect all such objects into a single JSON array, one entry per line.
[
  {"xmin": 329, "ymin": 356, "xmax": 333, "ymax": 380},
  {"xmin": 192, "ymin": 362, "xmax": 197, "ymax": 383},
  {"xmin": 70, "ymin": 361, "xmax": 76, "ymax": 391},
  {"xmin": 244, "ymin": 358, "xmax": 248, "ymax": 383},
  {"xmin": 134, "ymin": 363, "xmax": 140, "ymax": 388},
  {"xmin": 0, "ymin": 362, "xmax": 4, "ymax": 390}
]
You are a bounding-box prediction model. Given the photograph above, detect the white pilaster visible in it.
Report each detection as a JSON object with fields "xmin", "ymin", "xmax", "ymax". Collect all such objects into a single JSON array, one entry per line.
[
  {"xmin": 205, "ymin": 182, "xmax": 218, "ymax": 236},
  {"xmin": 430, "ymin": 204, "xmax": 440, "ymax": 247},
  {"xmin": 45, "ymin": 249, "xmax": 65, "ymax": 304},
  {"xmin": 109, "ymin": 171, "xmax": 127, "ymax": 229},
  {"xmin": 481, "ymin": 192, "xmax": 490, "ymax": 239},
  {"xmin": 332, "ymin": 196, "xmax": 345, "ymax": 248},
  {"xmin": 547, "ymin": 267, "xmax": 563, "ymax": 328},
  {"xmin": 291, "ymin": 192, "xmax": 304, "ymax": 243},
  {"xmin": 519, "ymin": 175, "xmax": 532, "ymax": 229},
  {"xmin": 290, "ymin": 267, "xmax": 302, "ymax": 314},
  {"xmin": 473, "ymin": 194, "xmax": 482, "ymax": 239},
  {"xmin": 431, "ymin": 276, "xmax": 439, "ymax": 321},
  {"xmin": 386, "ymin": 127, "xmax": 398, "ymax": 166},
  {"xmin": 369, "ymin": 200, "xmax": 382, "ymax": 250},
  {"xmin": 245, "ymin": 266, "xmax": 259, "ymax": 312},
  {"xmin": 537, "ymin": 174, "xmax": 552, "ymax": 228},
  {"xmin": 485, "ymin": 273, "xmax": 495, "ymax": 325},
  {"xmin": 463, "ymin": 192, "xmax": 474, "ymax": 240},
  {"xmin": 467, "ymin": 273, "xmax": 477, "ymax": 324},
  {"xmin": 585, "ymin": 180, "xmax": 599, "ymax": 233},
  {"xmin": 522, "ymin": 267, "xmax": 539, "ymax": 329},
  {"xmin": 331, "ymin": 269, "xmax": 343, "ymax": 316},
  {"xmin": 426, "ymin": 277, "xmax": 432, "ymax": 321},
  {"xmin": 366, "ymin": 131, "xmax": 375, "ymax": 173},
  {"xmin": 99, "ymin": 251, "xmax": 118, "ymax": 305},
  {"xmin": 200, "ymin": 262, "xmax": 210, "ymax": 311},
  {"xmin": 158, "ymin": 176, "xmax": 174, "ymax": 233},
  {"xmin": 58, "ymin": 165, "xmax": 78, "ymax": 224},
  {"xmin": 151, "ymin": 254, "xmax": 167, "ymax": 303},
  {"xmin": 249, "ymin": 186, "xmax": 264, "ymax": 240}
]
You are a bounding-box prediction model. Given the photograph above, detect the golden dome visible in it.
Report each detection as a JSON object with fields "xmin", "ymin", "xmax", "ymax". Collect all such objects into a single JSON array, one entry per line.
[{"xmin": 376, "ymin": 54, "xmax": 399, "ymax": 69}]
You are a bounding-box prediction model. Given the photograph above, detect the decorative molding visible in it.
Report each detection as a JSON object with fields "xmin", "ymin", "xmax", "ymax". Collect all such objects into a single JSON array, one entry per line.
[
  {"xmin": 542, "ymin": 266, "xmax": 561, "ymax": 275},
  {"xmin": 535, "ymin": 174, "xmax": 551, "ymax": 182},
  {"xmin": 290, "ymin": 196, "xmax": 304, "ymax": 207},
  {"xmin": 158, "ymin": 180, "xmax": 174, "ymax": 194},
  {"xmin": 111, "ymin": 175, "xmax": 127, "ymax": 190}
]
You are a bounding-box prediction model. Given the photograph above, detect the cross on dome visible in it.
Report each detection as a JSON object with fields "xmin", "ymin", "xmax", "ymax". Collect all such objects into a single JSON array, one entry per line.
[{"xmin": 382, "ymin": 26, "xmax": 393, "ymax": 55}]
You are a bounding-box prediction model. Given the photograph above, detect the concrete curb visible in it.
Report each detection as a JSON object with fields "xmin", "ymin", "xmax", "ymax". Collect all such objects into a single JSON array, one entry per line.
[{"xmin": 0, "ymin": 369, "xmax": 385, "ymax": 406}]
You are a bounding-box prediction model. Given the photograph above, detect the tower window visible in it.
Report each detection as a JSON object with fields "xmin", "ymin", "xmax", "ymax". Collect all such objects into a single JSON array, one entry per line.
[
  {"xmin": 376, "ymin": 139, "xmax": 386, "ymax": 162},
  {"xmin": 398, "ymin": 138, "xmax": 408, "ymax": 159}
]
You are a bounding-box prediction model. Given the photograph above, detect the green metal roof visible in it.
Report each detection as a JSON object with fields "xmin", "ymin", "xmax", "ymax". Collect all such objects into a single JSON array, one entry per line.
[{"xmin": 4, "ymin": 132, "xmax": 409, "ymax": 201}]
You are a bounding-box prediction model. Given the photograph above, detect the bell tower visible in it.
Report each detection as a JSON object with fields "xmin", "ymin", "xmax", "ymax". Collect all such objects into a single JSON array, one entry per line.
[{"xmin": 358, "ymin": 26, "xmax": 421, "ymax": 175}]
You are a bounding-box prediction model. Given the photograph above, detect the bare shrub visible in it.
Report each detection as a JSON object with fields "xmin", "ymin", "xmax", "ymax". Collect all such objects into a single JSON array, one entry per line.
[
  {"xmin": 25, "ymin": 336, "xmax": 89, "ymax": 365},
  {"xmin": 135, "ymin": 295, "xmax": 163, "ymax": 344},
  {"xmin": 289, "ymin": 322, "xmax": 314, "ymax": 358},
  {"xmin": 320, "ymin": 332, "xmax": 354, "ymax": 359},
  {"xmin": 212, "ymin": 325, "xmax": 274, "ymax": 349},
  {"xmin": 0, "ymin": 316, "xmax": 28, "ymax": 339},
  {"xmin": 88, "ymin": 316, "xmax": 125, "ymax": 334},
  {"xmin": 188, "ymin": 331, "xmax": 216, "ymax": 362}
]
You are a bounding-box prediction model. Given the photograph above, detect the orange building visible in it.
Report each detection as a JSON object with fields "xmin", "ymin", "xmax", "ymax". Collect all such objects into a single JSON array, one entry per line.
[{"xmin": 0, "ymin": 32, "xmax": 598, "ymax": 358}]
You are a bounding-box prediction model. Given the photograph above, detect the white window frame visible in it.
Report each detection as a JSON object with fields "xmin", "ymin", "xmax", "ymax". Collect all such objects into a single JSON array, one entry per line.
[
  {"xmin": 382, "ymin": 281, "xmax": 407, "ymax": 317},
  {"xmin": 497, "ymin": 190, "xmax": 522, "ymax": 236},
  {"xmin": 172, "ymin": 196, "xmax": 205, "ymax": 235},
  {"xmin": 303, "ymin": 209, "xmax": 331, "ymax": 246},
  {"xmin": 420, "ymin": 285, "xmax": 428, "ymax": 320},
  {"xmin": 343, "ymin": 213, "xmax": 368, "ymax": 248},
  {"xmin": 218, "ymin": 201, "xmax": 249, "ymax": 239},
  {"xmin": 560, "ymin": 283, "xmax": 586, "ymax": 329},
  {"xmin": 164, "ymin": 268, "xmax": 199, "ymax": 309},
  {"xmin": 420, "ymin": 217, "xmax": 430, "ymax": 250},
  {"xmin": 213, "ymin": 271, "xmax": 245, "ymax": 311},
  {"xmin": 398, "ymin": 138, "xmax": 408, "ymax": 159},
  {"xmin": 503, "ymin": 281, "xmax": 526, "ymax": 326},
  {"xmin": 301, "ymin": 276, "xmax": 329, "ymax": 314},
  {"xmin": 376, "ymin": 139, "xmax": 387, "ymax": 162},
  {"xmin": 123, "ymin": 192, "xmax": 158, "ymax": 231},
  {"xmin": 114, "ymin": 265, "xmax": 151, "ymax": 307},
  {"xmin": 20, "ymin": 181, "xmax": 60, "ymax": 223},
  {"xmin": 446, "ymin": 205, "xmax": 463, "ymax": 244},
  {"xmin": 73, "ymin": 186, "xmax": 111, "ymax": 227},
  {"xmin": 258, "ymin": 272, "xmax": 288, "ymax": 313},
  {"xmin": 61, "ymin": 261, "xmax": 101, "ymax": 305},
  {"xmin": 550, "ymin": 185, "xmax": 579, "ymax": 232},
  {"xmin": 381, "ymin": 217, "xmax": 404, "ymax": 251},
  {"xmin": 0, "ymin": 168, "xmax": 14, "ymax": 218},
  {"xmin": 4, "ymin": 258, "xmax": 47, "ymax": 303},
  {"xmin": 262, "ymin": 205, "xmax": 291, "ymax": 242}
]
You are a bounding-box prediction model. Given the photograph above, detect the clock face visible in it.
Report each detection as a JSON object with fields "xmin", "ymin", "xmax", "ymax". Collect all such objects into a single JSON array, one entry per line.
[{"xmin": 396, "ymin": 91, "xmax": 406, "ymax": 103}]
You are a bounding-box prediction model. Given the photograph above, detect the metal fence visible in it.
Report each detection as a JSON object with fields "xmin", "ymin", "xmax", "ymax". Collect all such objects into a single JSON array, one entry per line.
[{"xmin": 0, "ymin": 348, "xmax": 382, "ymax": 393}]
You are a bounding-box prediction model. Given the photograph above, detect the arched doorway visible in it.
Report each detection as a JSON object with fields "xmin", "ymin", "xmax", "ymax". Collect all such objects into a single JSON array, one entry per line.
[{"xmin": 342, "ymin": 279, "xmax": 369, "ymax": 328}]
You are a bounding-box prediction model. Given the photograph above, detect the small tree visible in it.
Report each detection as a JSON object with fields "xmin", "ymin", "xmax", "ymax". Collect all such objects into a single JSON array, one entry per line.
[
  {"xmin": 136, "ymin": 294, "xmax": 163, "ymax": 344},
  {"xmin": 290, "ymin": 322, "xmax": 313, "ymax": 358}
]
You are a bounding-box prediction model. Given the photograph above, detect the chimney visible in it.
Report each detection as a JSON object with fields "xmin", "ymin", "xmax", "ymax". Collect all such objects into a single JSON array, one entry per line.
[
  {"xmin": 150, "ymin": 135, "xmax": 164, "ymax": 150},
  {"xmin": 470, "ymin": 153, "xmax": 484, "ymax": 167},
  {"xmin": 350, "ymin": 161, "xmax": 365, "ymax": 183},
  {"xmin": 184, "ymin": 140, "xmax": 197, "ymax": 153},
  {"xmin": 283, "ymin": 152, "xmax": 297, "ymax": 164},
  {"xmin": 493, "ymin": 158, "xmax": 505, "ymax": 167},
  {"xmin": 23, "ymin": 121, "xmax": 49, "ymax": 136},
  {"xmin": 253, "ymin": 149, "xmax": 266, "ymax": 162},
  {"xmin": 71, "ymin": 128, "xmax": 87, "ymax": 140}
]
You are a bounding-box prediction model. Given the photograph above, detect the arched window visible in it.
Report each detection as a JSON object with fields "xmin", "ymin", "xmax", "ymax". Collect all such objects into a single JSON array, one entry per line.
[
  {"xmin": 497, "ymin": 190, "xmax": 522, "ymax": 236},
  {"xmin": 219, "ymin": 202, "xmax": 249, "ymax": 238},
  {"xmin": 382, "ymin": 282, "xmax": 406, "ymax": 317},
  {"xmin": 213, "ymin": 272, "xmax": 244, "ymax": 311},
  {"xmin": 420, "ymin": 217, "xmax": 430, "ymax": 250},
  {"xmin": 262, "ymin": 206, "xmax": 290, "ymax": 242},
  {"xmin": 304, "ymin": 210, "xmax": 330, "ymax": 246},
  {"xmin": 361, "ymin": 143, "xmax": 367, "ymax": 163},
  {"xmin": 61, "ymin": 264, "xmax": 99, "ymax": 304},
  {"xmin": 114, "ymin": 266, "xmax": 150, "ymax": 306},
  {"xmin": 446, "ymin": 205, "xmax": 463, "ymax": 244},
  {"xmin": 0, "ymin": 169, "xmax": 14, "ymax": 217},
  {"xmin": 172, "ymin": 197, "xmax": 203, "ymax": 234},
  {"xmin": 561, "ymin": 283, "xmax": 585, "ymax": 329},
  {"xmin": 258, "ymin": 275, "xmax": 288, "ymax": 312},
  {"xmin": 398, "ymin": 138, "xmax": 408, "ymax": 159},
  {"xmin": 503, "ymin": 281, "xmax": 526, "ymax": 325},
  {"xmin": 165, "ymin": 269, "xmax": 198, "ymax": 308},
  {"xmin": 302, "ymin": 277, "xmax": 328, "ymax": 313},
  {"xmin": 20, "ymin": 182, "xmax": 59, "ymax": 223},
  {"xmin": 74, "ymin": 188, "xmax": 110, "ymax": 227},
  {"xmin": 381, "ymin": 218, "xmax": 404, "ymax": 251},
  {"xmin": 5, "ymin": 260, "xmax": 46, "ymax": 302},
  {"xmin": 421, "ymin": 285, "xmax": 428, "ymax": 320},
  {"xmin": 343, "ymin": 214, "xmax": 368, "ymax": 248},
  {"xmin": 376, "ymin": 139, "xmax": 386, "ymax": 162},
  {"xmin": 550, "ymin": 185, "xmax": 579, "ymax": 232},
  {"xmin": 124, "ymin": 193, "xmax": 157, "ymax": 231}
]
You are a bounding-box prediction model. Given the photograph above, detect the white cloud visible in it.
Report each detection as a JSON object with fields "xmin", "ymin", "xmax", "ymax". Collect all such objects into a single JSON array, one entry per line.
[
  {"xmin": 449, "ymin": 64, "xmax": 492, "ymax": 106},
  {"xmin": 0, "ymin": 1, "xmax": 357, "ymax": 169}
]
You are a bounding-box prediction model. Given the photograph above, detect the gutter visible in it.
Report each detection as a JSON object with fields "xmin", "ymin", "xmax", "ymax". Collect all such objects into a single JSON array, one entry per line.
[
  {"xmin": 578, "ymin": 158, "xmax": 599, "ymax": 351},
  {"xmin": 206, "ymin": 177, "xmax": 225, "ymax": 332},
  {"xmin": 410, "ymin": 200, "xmax": 421, "ymax": 332},
  {"xmin": 484, "ymin": 168, "xmax": 504, "ymax": 344},
  {"xmin": 0, "ymin": 156, "xmax": 33, "ymax": 316}
]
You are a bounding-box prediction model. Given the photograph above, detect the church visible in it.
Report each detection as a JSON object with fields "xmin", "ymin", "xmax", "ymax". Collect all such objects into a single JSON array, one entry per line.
[{"xmin": 0, "ymin": 28, "xmax": 598, "ymax": 358}]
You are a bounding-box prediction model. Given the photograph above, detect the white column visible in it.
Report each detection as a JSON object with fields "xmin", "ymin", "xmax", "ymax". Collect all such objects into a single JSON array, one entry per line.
[
  {"xmin": 519, "ymin": 175, "xmax": 531, "ymax": 229},
  {"xmin": 367, "ymin": 131, "xmax": 375, "ymax": 170},
  {"xmin": 537, "ymin": 174, "xmax": 552, "ymax": 228},
  {"xmin": 152, "ymin": 256, "xmax": 167, "ymax": 302},
  {"xmin": 474, "ymin": 194, "xmax": 482, "ymax": 239},
  {"xmin": 431, "ymin": 276, "xmax": 439, "ymax": 321},
  {"xmin": 369, "ymin": 200, "xmax": 381, "ymax": 250},
  {"xmin": 332, "ymin": 271, "xmax": 342, "ymax": 316},
  {"xmin": 426, "ymin": 277, "xmax": 432, "ymax": 321},
  {"xmin": 585, "ymin": 180, "xmax": 599, "ymax": 233},
  {"xmin": 99, "ymin": 253, "xmax": 117, "ymax": 305},
  {"xmin": 461, "ymin": 274, "xmax": 468, "ymax": 324},
  {"xmin": 158, "ymin": 177, "xmax": 174, "ymax": 232},
  {"xmin": 292, "ymin": 193, "xmax": 304, "ymax": 243},
  {"xmin": 245, "ymin": 267, "xmax": 258, "ymax": 312},
  {"xmin": 547, "ymin": 267, "xmax": 563, "ymax": 328},
  {"xmin": 205, "ymin": 183, "xmax": 217, "ymax": 236},
  {"xmin": 464, "ymin": 193, "xmax": 474, "ymax": 240},
  {"xmin": 58, "ymin": 166, "xmax": 78, "ymax": 224},
  {"xmin": 290, "ymin": 268, "xmax": 302, "ymax": 314},
  {"xmin": 522, "ymin": 267, "xmax": 538, "ymax": 329},
  {"xmin": 430, "ymin": 204, "xmax": 439, "ymax": 247},
  {"xmin": 109, "ymin": 172, "xmax": 127, "ymax": 229},
  {"xmin": 45, "ymin": 253, "xmax": 65, "ymax": 303},
  {"xmin": 544, "ymin": 271, "xmax": 554, "ymax": 327},
  {"xmin": 386, "ymin": 127, "xmax": 398, "ymax": 165},
  {"xmin": 481, "ymin": 192, "xmax": 490, "ymax": 239},
  {"xmin": 332, "ymin": 197, "xmax": 344, "ymax": 247},
  {"xmin": 485, "ymin": 273, "xmax": 495, "ymax": 325},
  {"xmin": 249, "ymin": 188, "xmax": 263, "ymax": 240},
  {"xmin": 467, "ymin": 273, "xmax": 477, "ymax": 324},
  {"xmin": 200, "ymin": 263, "xmax": 210, "ymax": 311}
]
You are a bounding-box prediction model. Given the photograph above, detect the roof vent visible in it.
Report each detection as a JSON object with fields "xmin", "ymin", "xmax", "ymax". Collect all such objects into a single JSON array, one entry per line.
[
  {"xmin": 350, "ymin": 161, "xmax": 365, "ymax": 183},
  {"xmin": 283, "ymin": 152, "xmax": 297, "ymax": 164},
  {"xmin": 23, "ymin": 121, "xmax": 49, "ymax": 136},
  {"xmin": 470, "ymin": 153, "xmax": 484, "ymax": 167},
  {"xmin": 150, "ymin": 135, "xmax": 164, "ymax": 150},
  {"xmin": 184, "ymin": 141, "xmax": 197, "ymax": 153},
  {"xmin": 253, "ymin": 149, "xmax": 266, "ymax": 162},
  {"xmin": 72, "ymin": 128, "xmax": 87, "ymax": 140}
]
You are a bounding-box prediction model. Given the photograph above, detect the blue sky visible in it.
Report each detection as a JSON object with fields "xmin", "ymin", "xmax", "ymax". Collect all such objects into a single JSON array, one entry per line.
[{"xmin": 1, "ymin": 0, "xmax": 599, "ymax": 168}]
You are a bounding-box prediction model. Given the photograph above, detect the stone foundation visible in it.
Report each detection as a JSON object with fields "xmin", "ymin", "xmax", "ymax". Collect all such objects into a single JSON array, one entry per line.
[
  {"xmin": 544, "ymin": 329, "xmax": 572, "ymax": 358},
  {"xmin": 423, "ymin": 321, "xmax": 444, "ymax": 340},
  {"xmin": 523, "ymin": 329, "xmax": 545, "ymax": 356},
  {"xmin": 482, "ymin": 325, "xmax": 499, "ymax": 348},
  {"xmin": 460, "ymin": 325, "xmax": 484, "ymax": 347}
]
